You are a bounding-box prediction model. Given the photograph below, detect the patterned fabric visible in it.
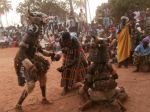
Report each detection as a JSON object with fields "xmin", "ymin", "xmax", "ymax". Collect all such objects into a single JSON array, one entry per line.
[
  {"xmin": 134, "ymin": 55, "xmax": 150, "ymax": 65},
  {"xmin": 61, "ymin": 47, "xmax": 87, "ymax": 88},
  {"xmin": 88, "ymin": 47, "xmax": 97, "ymax": 62}
]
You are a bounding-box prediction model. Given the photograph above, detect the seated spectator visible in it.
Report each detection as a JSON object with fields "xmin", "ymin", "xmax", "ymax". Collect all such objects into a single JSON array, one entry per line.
[
  {"xmin": 0, "ymin": 33, "xmax": 9, "ymax": 48},
  {"xmin": 133, "ymin": 37, "xmax": 150, "ymax": 72}
]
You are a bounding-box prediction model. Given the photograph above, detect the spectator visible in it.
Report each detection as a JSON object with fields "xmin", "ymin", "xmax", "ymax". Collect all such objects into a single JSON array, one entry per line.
[{"xmin": 133, "ymin": 37, "xmax": 150, "ymax": 72}]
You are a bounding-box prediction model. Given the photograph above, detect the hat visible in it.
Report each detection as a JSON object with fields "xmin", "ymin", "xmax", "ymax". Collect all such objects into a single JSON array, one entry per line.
[
  {"xmin": 121, "ymin": 16, "xmax": 129, "ymax": 22},
  {"xmin": 144, "ymin": 36, "xmax": 150, "ymax": 42},
  {"xmin": 142, "ymin": 37, "xmax": 150, "ymax": 43}
]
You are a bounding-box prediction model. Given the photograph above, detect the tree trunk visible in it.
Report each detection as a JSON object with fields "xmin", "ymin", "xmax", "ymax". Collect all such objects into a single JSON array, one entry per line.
[
  {"xmin": 5, "ymin": 11, "xmax": 9, "ymax": 26},
  {"xmin": 69, "ymin": 0, "xmax": 74, "ymax": 13},
  {"xmin": 87, "ymin": 0, "xmax": 91, "ymax": 22},
  {"xmin": 84, "ymin": 0, "xmax": 88, "ymax": 23},
  {"xmin": 0, "ymin": 15, "xmax": 3, "ymax": 27}
]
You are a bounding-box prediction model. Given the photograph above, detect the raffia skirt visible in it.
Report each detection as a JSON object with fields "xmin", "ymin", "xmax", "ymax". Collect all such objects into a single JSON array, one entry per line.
[{"xmin": 14, "ymin": 51, "xmax": 50, "ymax": 82}]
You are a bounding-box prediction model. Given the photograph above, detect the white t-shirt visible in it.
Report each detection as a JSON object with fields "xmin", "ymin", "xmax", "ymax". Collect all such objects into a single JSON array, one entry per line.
[
  {"xmin": 134, "ymin": 11, "xmax": 141, "ymax": 20},
  {"xmin": 0, "ymin": 36, "xmax": 8, "ymax": 42}
]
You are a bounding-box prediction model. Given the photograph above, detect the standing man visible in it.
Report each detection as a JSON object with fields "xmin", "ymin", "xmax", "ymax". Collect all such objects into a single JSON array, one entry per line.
[
  {"xmin": 117, "ymin": 16, "xmax": 131, "ymax": 68},
  {"xmin": 53, "ymin": 16, "xmax": 59, "ymax": 33},
  {"xmin": 66, "ymin": 11, "xmax": 78, "ymax": 36},
  {"xmin": 79, "ymin": 9, "xmax": 86, "ymax": 33}
]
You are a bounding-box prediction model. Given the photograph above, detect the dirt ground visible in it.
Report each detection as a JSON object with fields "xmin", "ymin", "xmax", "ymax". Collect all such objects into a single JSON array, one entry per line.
[{"xmin": 0, "ymin": 48, "xmax": 150, "ymax": 112}]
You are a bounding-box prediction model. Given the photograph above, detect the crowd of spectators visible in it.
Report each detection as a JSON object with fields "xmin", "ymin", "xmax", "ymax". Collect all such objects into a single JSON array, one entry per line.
[{"xmin": 0, "ymin": 25, "xmax": 25, "ymax": 48}]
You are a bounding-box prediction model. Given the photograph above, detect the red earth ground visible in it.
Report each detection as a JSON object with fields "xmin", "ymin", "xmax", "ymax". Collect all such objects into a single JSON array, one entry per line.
[{"xmin": 0, "ymin": 48, "xmax": 150, "ymax": 112}]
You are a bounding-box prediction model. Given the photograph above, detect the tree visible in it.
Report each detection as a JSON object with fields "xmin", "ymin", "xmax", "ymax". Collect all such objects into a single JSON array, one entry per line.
[
  {"xmin": 108, "ymin": 0, "xmax": 150, "ymax": 20},
  {"xmin": 0, "ymin": 3, "xmax": 5, "ymax": 27},
  {"xmin": 73, "ymin": 0, "xmax": 85, "ymax": 10},
  {"xmin": 95, "ymin": 0, "xmax": 150, "ymax": 23},
  {"xmin": 95, "ymin": 3, "xmax": 109, "ymax": 23},
  {"xmin": 0, "ymin": 0, "xmax": 12, "ymax": 26},
  {"xmin": 69, "ymin": 0, "xmax": 74, "ymax": 12},
  {"xmin": 17, "ymin": 0, "xmax": 69, "ymax": 21}
]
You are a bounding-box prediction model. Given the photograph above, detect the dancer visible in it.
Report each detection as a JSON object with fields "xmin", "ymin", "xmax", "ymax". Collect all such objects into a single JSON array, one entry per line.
[
  {"xmin": 14, "ymin": 10, "xmax": 55, "ymax": 110},
  {"xmin": 79, "ymin": 35, "xmax": 128, "ymax": 111},
  {"xmin": 56, "ymin": 32, "xmax": 88, "ymax": 95}
]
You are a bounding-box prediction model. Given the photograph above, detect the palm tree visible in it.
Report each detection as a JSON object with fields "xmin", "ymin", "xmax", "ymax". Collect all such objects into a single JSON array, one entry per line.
[
  {"xmin": 0, "ymin": 2, "xmax": 5, "ymax": 27},
  {"xmin": 69, "ymin": 0, "xmax": 74, "ymax": 13},
  {"xmin": 73, "ymin": 0, "xmax": 85, "ymax": 9},
  {"xmin": 73, "ymin": 0, "xmax": 88, "ymax": 22},
  {"xmin": 0, "ymin": 0, "xmax": 12, "ymax": 26}
]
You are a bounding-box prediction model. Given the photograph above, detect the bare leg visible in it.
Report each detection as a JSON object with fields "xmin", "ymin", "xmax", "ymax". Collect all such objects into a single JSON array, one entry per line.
[
  {"xmin": 61, "ymin": 86, "xmax": 68, "ymax": 96},
  {"xmin": 15, "ymin": 81, "xmax": 35, "ymax": 110},
  {"xmin": 61, "ymin": 80, "xmax": 69, "ymax": 96},
  {"xmin": 117, "ymin": 100, "xmax": 126, "ymax": 112},
  {"xmin": 39, "ymin": 76, "xmax": 53, "ymax": 104},
  {"xmin": 112, "ymin": 99, "xmax": 126, "ymax": 112},
  {"xmin": 133, "ymin": 65, "xmax": 140, "ymax": 72},
  {"xmin": 40, "ymin": 85, "xmax": 52, "ymax": 104},
  {"xmin": 15, "ymin": 90, "xmax": 28, "ymax": 110}
]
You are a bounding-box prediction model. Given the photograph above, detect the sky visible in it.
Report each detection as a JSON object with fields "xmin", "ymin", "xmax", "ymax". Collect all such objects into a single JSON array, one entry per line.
[
  {"xmin": 1, "ymin": 0, "xmax": 22, "ymax": 27},
  {"xmin": 1, "ymin": 0, "xmax": 108, "ymax": 27},
  {"xmin": 87, "ymin": 0, "xmax": 108, "ymax": 22}
]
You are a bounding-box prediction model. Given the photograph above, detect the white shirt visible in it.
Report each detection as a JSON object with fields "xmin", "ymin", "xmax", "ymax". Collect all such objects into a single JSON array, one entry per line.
[
  {"xmin": 134, "ymin": 11, "xmax": 141, "ymax": 20},
  {"xmin": 79, "ymin": 12, "xmax": 86, "ymax": 22}
]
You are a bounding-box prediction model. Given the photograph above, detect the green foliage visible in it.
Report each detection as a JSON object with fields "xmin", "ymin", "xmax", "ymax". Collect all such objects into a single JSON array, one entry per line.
[
  {"xmin": 0, "ymin": 0, "xmax": 12, "ymax": 15},
  {"xmin": 0, "ymin": 0, "xmax": 12, "ymax": 26},
  {"xmin": 95, "ymin": 0, "xmax": 150, "ymax": 22},
  {"xmin": 17, "ymin": 0, "xmax": 86, "ymax": 21},
  {"xmin": 16, "ymin": 0, "xmax": 69, "ymax": 19},
  {"xmin": 73, "ymin": 0, "xmax": 85, "ymax": 9}
]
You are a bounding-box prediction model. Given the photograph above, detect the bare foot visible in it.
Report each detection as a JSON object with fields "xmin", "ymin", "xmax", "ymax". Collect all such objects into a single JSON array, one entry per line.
[
  {"xmin": 41, "ymin": 98, "xmax": 53, "ymax": 105},
  {"xmin": 61, "ymin": 90, "xmax": 68, "ymax": 96},
  {"xmin": 15, "ymin": 104, "xmax": 23, "ymax": 112}
]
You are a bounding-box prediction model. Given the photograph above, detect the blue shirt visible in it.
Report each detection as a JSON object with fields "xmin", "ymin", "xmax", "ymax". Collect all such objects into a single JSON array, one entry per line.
[{"xmin": 135, "ymin": 43, "xmax": 150, "ymax": 56}]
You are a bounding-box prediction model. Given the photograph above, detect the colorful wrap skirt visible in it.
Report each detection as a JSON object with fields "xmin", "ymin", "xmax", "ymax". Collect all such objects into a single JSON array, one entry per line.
[
  {"xmin": 133, "ymin": 55, "xmax": 150, "ymax": 65},
  {"xmin": 61, "ymin": 48, "xmax": 88, "ymax": 88}
]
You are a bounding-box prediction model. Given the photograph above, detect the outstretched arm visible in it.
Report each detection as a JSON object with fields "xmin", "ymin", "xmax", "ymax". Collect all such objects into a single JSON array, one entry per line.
[{"xmin": 38, "ymin": 45, "xmax": 55, "ymax": 58}]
